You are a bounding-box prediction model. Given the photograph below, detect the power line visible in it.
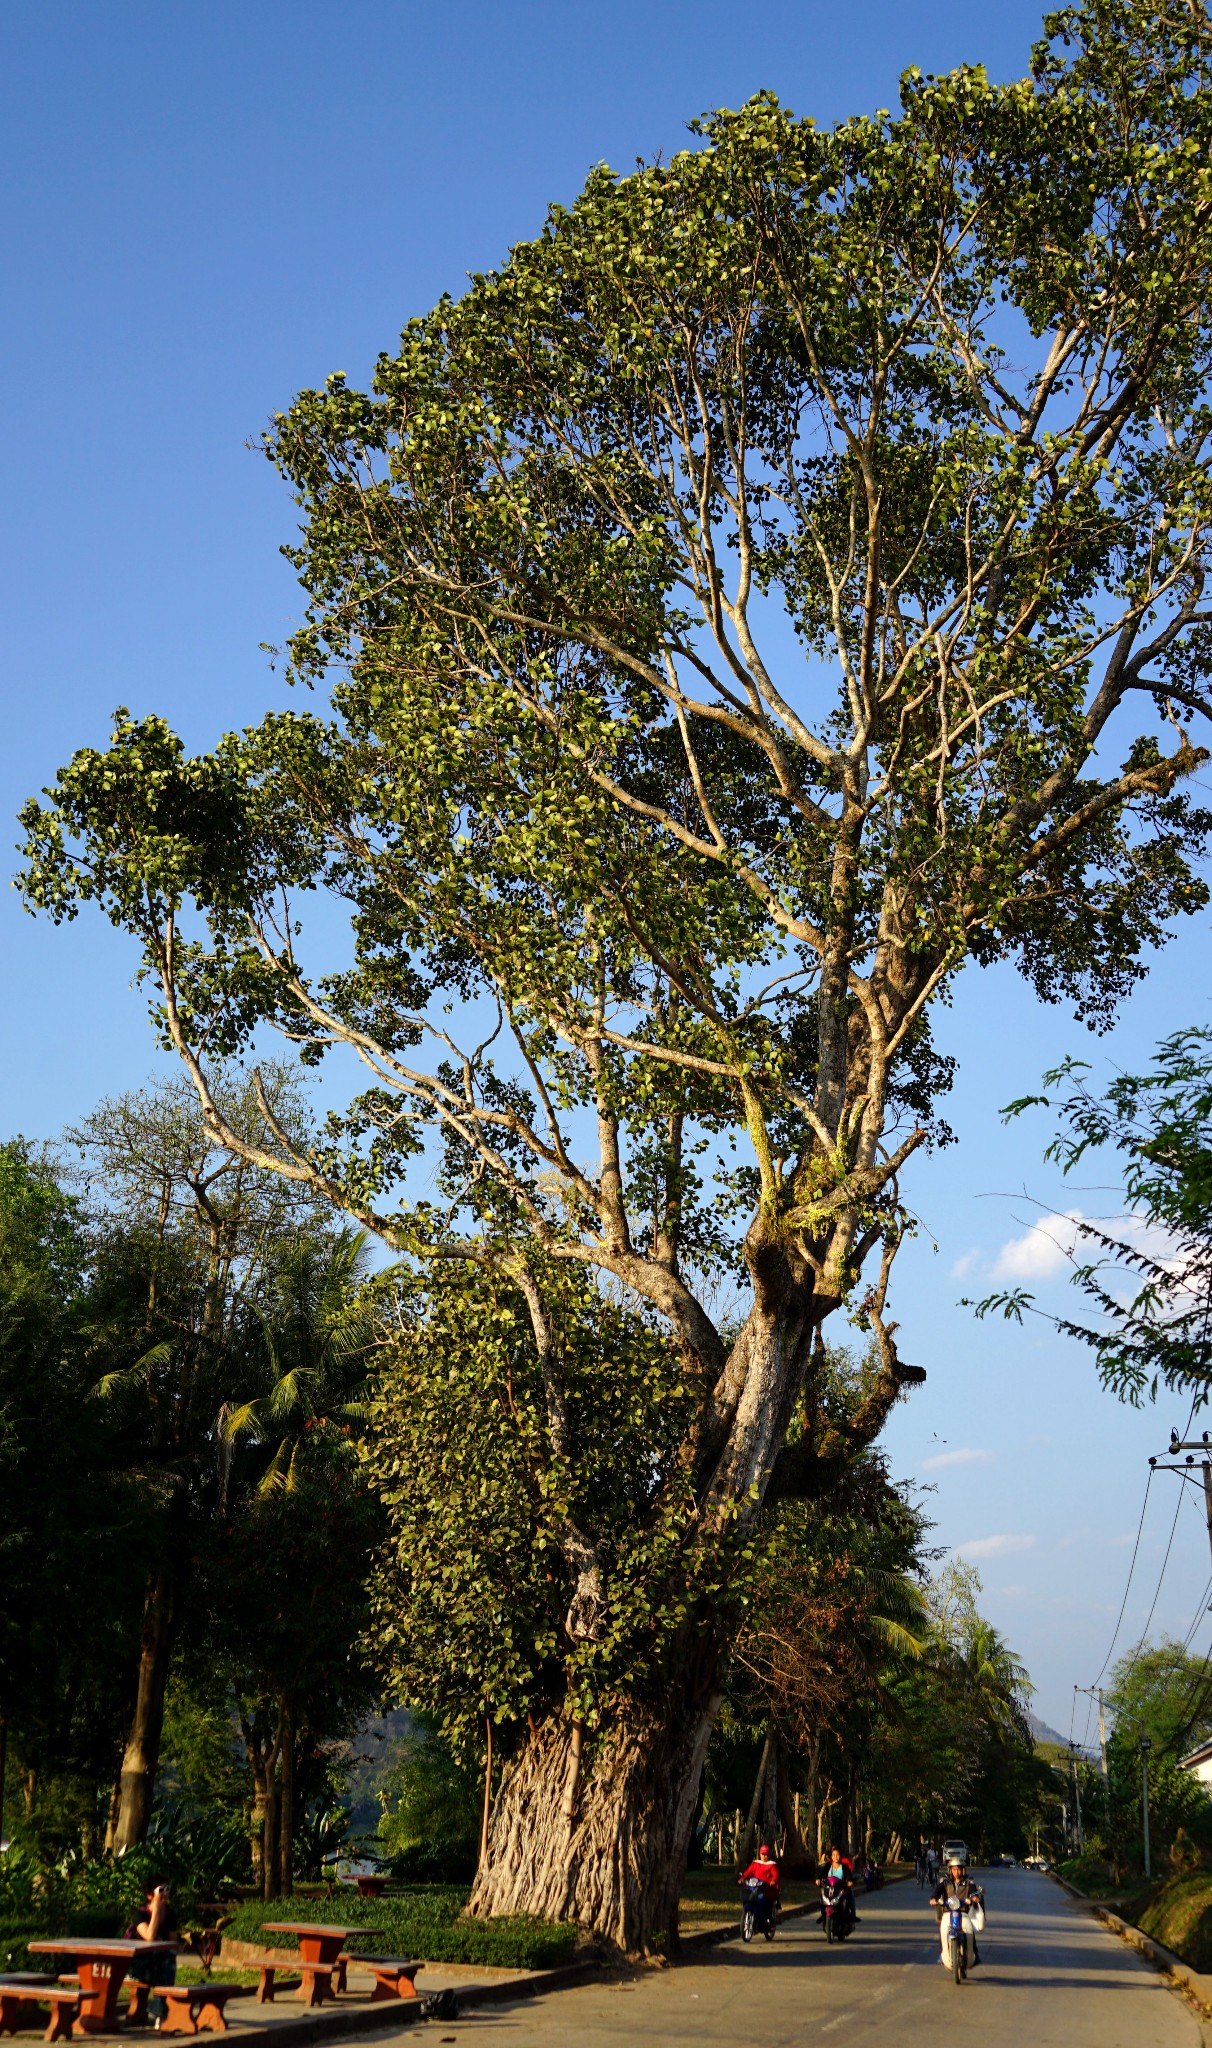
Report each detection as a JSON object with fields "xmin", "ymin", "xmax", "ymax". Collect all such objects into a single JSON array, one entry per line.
[
  {"xmin": 1181, "ymin": 1572, "xmax": 1212, "ymax": 1653},
  {"xmin": 1093, "ymin": 1465, "xmax": 1154, "ymax": 1685},
  {"xmin": 1129, "ymin": 1482, "xmax": 1186, "ymax": 1666}
]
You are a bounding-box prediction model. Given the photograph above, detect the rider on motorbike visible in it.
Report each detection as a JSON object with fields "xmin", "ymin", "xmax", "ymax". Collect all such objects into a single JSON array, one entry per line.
[
  {"xmin": 738, "ymin": 1845, "xmax": 781, "ymax": 1905},
  {"xmin": 930, "ymin": 1857, "xmax": 983, "ymax": 1967},
  {"xmin": 819, "ymin": 1845, "xmax": 856, "ymax": 1930}
]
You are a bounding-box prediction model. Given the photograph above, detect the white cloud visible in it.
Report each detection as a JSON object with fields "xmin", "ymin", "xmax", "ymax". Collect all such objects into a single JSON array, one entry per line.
[
  {"xmin": 992, "ymin": 1210, "xmax": 1084, "ymax": 1281},
  {"xmin": 954, "ymin": 1533, "xmax": 1036, "ymax": 1561},
  {"xmin": 950, "ymin": 1250, "xmax": 979, "ymax": 1280},
  {"xmin": 920, "ymin": 1447, "xmax": 993, "ymax": 1473}
]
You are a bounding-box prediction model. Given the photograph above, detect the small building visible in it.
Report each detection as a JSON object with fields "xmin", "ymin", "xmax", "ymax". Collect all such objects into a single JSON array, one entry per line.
[{"xmin": 1179, "ymin": 1737, "xmax": 1212, "ymax": 1788}]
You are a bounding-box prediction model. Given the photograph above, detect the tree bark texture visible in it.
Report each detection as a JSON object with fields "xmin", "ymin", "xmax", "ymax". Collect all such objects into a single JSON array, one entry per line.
[
  {"xmin": 469, "ymin": 1699, "xmax": 718, "ymax": 1956},
  {"xmin": 276, "ymin": 1709, "xmax": 294, "ymax": 1898},
  {"xmin": 243, "ymin": 1711, "xmax": 285, "ymax": 1902},
  {"xmin": 110, "ymin": 1559, "xmax": 175, "ymax": 1853}
]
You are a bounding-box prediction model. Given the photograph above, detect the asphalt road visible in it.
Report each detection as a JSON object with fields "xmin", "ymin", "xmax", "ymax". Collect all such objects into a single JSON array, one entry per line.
[{"xmin": 426, "ymin": 1868, "xmax": 1201, "ymax": 2048}]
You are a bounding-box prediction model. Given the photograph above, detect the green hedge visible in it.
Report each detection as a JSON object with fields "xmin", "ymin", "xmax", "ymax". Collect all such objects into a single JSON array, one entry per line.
[
  {"xmin": 0, "ymin": 1925, "xmax": 56, "ymax": 1976},
  {"xmin": 223, "ymin": 1892, "xmax": 580, "ymax": 1971}
]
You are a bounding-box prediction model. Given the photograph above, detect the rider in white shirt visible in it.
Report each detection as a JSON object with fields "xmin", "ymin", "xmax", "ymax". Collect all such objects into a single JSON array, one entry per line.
[{"xmin": 929, "ymin": 1858, "xmax": 983, "ymax": 1968}]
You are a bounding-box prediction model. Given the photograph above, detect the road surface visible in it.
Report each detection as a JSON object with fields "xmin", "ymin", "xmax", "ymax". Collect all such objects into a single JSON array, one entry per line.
[{"xmin": 427, "ymin": 1867, "xmax": 1201, "ymax": 2047}]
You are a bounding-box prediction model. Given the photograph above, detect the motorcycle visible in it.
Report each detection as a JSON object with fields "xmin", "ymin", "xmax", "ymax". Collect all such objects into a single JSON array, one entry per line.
[
  {"xmin": 821, "ymin": 1875, "xmax": 853, "ymax": 1943},
  {"xmin": 740, "ymin": 1878, "xmax": 777, "ymax": 1944},
  {"xmin": 944, "ymin": 1893, "xmax": 968, "ymax": 1983},
  {"xmin": 940, "ymin": 1883, "xmax": 984, "ymax": 1982}
]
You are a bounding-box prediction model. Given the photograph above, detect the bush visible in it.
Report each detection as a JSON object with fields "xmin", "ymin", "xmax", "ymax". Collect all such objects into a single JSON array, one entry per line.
[
  {"xmin": 376, "ymin": 1731, "xmax": 480, "ymax": 1884},
  {"xmin": 1056, "ymin": 1854, "xmax": 1116, "ymax": 1895},
  {"xmin": 223, "ymin": 1891, "xmax": 580, "ymax": 1971}
]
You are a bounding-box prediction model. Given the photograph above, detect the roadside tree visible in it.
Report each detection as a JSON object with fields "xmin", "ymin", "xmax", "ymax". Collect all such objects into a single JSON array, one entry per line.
[{"xmin": 19, "ymin": 0, "xmax": 1212, "ymax": 1946}]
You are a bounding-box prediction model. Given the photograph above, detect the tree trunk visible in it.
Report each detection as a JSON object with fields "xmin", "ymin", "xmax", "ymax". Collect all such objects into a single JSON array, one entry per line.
[
  {"xmin": 478, "ymin": 1719, "xmax": 494, "ymax": 1872},
  {"xmin": 739, "ymin": 1718, "xmax": 774, "ymax": 1869},
  {"xmin": 762, "ymin": 1732, "xmax": 779, "ymax": 1851},
  {"xmin": 775, "ymin": 1733, "xmax": 812, "ymax": 1873},
  {"xmin": 276, "ymin": 1708, "xmax": 294, "ymax": 1899},
  {"xmin": 468, "ymin": 1697, "xmax": 717, "ymax": 1955},
  {"xmin": 109, "ymin": 1560, "xmax": 175, "ymax": 1853},
  {"xmin": 249, "ymin": 1765, "xmax": 268, "ymax": 1899},
  {"xmin": 262, "ymin": 1773, "xmax": 280, "ymax": 1903}
]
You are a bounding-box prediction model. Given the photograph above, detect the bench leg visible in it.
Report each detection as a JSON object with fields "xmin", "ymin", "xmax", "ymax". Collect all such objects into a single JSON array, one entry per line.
[
  {"xmin": 158, "ymin": 2003, "xmax": 196, "ymax": 2037},
  {"xmin": 44, "ymin": 2004, "xmax": 78, "ymax": 2045},
  {"xmin": 127, "ymin": 1981, "xmax": 150, "ymax": 2025},
  {"xmin": 370, "ymin": 1972, "xmax": 419, "ymax": 2002},
  {"xmin": 0, "ymin": 1995, "xmax": 19, "ymax": 2038},
  {"xmin": 194, "ymin": 2000, "xmax": 229, "ymax": 2035},
  {"xmin": 297, "ymin": 1970, "xmax": 328, "ymax": 2008},
  {"xmin": 255, "ymin": 1969, "xmax": 276, "ymax": 2005}
]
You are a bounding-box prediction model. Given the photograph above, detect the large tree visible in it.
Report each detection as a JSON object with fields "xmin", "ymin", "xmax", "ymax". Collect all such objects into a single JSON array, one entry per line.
[{"xmin": 19, "ymin": 0, "xmax": 1212, "ymax": 1948}]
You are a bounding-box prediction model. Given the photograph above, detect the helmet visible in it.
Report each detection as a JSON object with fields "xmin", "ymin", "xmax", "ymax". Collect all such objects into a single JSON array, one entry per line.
[{"xmin": 759, "ymin": 1844, "xmax": 773, "ymax": 1859}]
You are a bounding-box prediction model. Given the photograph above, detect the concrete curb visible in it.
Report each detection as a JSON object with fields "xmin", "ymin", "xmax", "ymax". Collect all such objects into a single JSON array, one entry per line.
[
  {"xmin": 217, "ymin": 1959, "xmax": 604, "ymax": 2046},
  {"xmin": 1048, "ymin": 1871, "xmax": 1212, "ymax": 2020},
  {"xmin": 221, "ymin": 1870, "xmax": 915, "ymax": 2034},
  {"xmin": 677, "ymin": 1901, "xmax": 815, "ymax": 1955},
  {"xmin": 676, "ymin": 1871, "xmax": 906, "ymax": 1956}
]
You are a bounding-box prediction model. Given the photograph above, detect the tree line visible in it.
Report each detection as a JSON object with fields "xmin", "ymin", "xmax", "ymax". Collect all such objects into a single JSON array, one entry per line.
[{"xmin": 0, "ymin": 1070, "xmax": 378, "ymax": 1897}]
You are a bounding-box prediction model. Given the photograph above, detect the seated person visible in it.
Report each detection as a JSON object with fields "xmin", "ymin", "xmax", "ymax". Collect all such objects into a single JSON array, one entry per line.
[
  {"xmin": 125, "ymin": 1879, "xmax": 178, "ymax": 2023},
  {"xmin": 929, "ymin": 1859, "xmax": 982, "ymax": 1968},
  {"xmin": 738, "ymin": 1842, "xmax": 781, "ymax": 1904},
  {"xmin": 819, "ymin": 1844, "xmax": 856, "ymax": 1925}
]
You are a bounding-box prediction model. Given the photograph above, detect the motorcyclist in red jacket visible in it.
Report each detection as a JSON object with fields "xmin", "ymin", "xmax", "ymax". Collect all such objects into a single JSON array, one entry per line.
[{"xmin": 738, "ymin": 1844, "xmax": 781, "ymax": 1903}]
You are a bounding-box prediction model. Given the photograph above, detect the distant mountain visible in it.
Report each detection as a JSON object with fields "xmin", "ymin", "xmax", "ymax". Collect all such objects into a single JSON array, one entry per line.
[{"xmin": 1028, "ymin": 1712, "xmax": 1074, "ymax": 1747}]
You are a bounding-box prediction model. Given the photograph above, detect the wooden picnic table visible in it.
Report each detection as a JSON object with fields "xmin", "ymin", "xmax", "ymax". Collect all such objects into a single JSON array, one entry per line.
[
  {"xmin": 351, "ymin": 1876, "xmax": 387, "ymax": 1900},
  {"xmin": 26, "ymin": 1940, "xmax": 177, "ymax": 2036},
  {"xmin": 260, "ymin": 1924, "xmax": 382, "ymax": 2008}
]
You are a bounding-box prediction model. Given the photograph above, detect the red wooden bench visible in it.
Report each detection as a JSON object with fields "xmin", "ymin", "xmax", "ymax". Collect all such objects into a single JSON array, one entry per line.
[
  {"xmin": 158, "ymin": 1984, "xmax": 239, "ymax": 2035},
  {"xmin": 352, "ymin": 1957, "xmax": 423, "ymax": 2002},
  {"xmin": 0, "ymin": 1985, "xmax": 82, "ymax": 2043},
  {"xmin": 246, "ymin": 1956, "xmax": 302, "ymax": 2004}
]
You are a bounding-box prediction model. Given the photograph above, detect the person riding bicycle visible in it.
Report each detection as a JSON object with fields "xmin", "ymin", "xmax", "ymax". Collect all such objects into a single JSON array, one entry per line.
[{"xmin": 930, "ymin": 1857, "xmax": 982, "ymax": 1967}]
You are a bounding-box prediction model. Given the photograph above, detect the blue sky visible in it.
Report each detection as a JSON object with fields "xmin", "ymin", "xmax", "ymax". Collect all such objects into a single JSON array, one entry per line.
[{"xmin": 3, "ymin": 0, "xmax": 1211, "ymax": 1735}]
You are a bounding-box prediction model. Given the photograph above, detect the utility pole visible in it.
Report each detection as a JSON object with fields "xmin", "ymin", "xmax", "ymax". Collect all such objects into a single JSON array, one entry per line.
[
  {"xmin": 1076, "ymin": 1683, "xmax": 1111, "ymax": 1827},
  {"xmin": 1141, "ymin": 1738, "xmax": 1152, "ymax": 1879},
  {"xmin": 1069, "ymin": 1746, "xmax": 1084, "ymax": 1853},
  {"xmin": 1150, "ymin": 1432, "xmax": 1212, "ymax": 1573}
]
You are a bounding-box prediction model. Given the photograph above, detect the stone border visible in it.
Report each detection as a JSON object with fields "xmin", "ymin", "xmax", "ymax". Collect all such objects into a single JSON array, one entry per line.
[
  {"xmin": 1049, "ymin": 1870, "xmax": 1212, "ymax": 2023},
  {"xmin": 216, "ymin": 1872, "xmax": 910, "ymax": 2039},
  {"xmin": 215, "ymin": 1958, "xmax": 604, "ymax": 2048},
  {"xmin": 677, "ymin": 1868, "xmax": 906, "ymax": 1955}
]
